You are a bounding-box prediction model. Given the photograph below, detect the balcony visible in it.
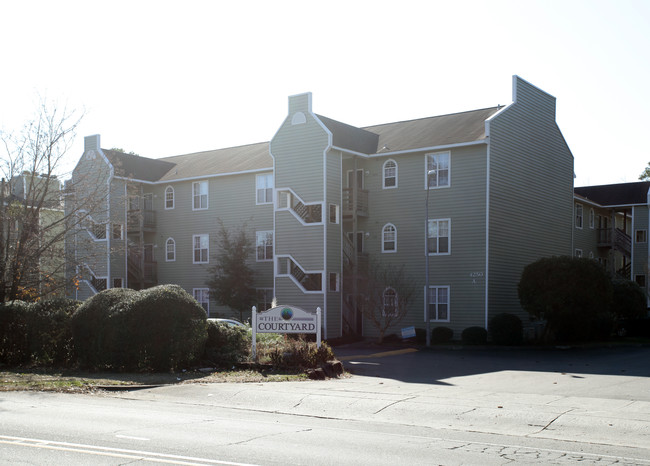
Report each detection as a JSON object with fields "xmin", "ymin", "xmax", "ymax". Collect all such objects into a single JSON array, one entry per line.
[
  {"xmin": 127, "ymin": 209, "xmax": 156, "ymax": 233},
  {"xmin": 597, "ymin": 228, "xmax": 631, "ymax": 256},
  {"xmin": 342, "ymin": 188, "xmax": 368, "ymax": 218}
]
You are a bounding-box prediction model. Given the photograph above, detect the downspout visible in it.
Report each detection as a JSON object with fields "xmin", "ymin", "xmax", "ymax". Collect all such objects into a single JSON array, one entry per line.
[{"xmin": 124, "ymin": 183, "xmax": 128, "ymax": 288}]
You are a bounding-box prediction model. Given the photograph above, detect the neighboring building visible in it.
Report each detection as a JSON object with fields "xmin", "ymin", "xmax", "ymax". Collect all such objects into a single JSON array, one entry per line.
[
  {"xmin": 65, "ymin": 76, "xmax": 576, "ymax": 339},
  {"xmin": 573, "ymin": 181, "xmax": 650, "ymax": 304}
]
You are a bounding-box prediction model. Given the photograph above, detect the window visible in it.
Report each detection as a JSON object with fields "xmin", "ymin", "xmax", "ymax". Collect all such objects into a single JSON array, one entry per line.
[
  {"xmin": 329, "ymin": 204, "xmax": 339, "ymax": 224},
  {"xmin": 426, "ymin": 151, "xmax": 450, "ymax": 188},
  {"xmin": 193, "ymin": 288, "xmax": 210, "ymax": 315},
  {"xmin": 635, "ymin": 275, "xmax": 646, "ymax": 288},
  {"xmin": 575, "ymin": 203, "xmax": 583, "ymax": 229},
  {"xmin": 113, "ymin": 278, "xmax": 123, "ymax": 288},
  {"xmin": 192, "ymin": 181, "xmax": 208, "ymax": 210},
  {"xmin": 382, "ymin": 223, "xmax": 397, "ymax": 253},
  {"xmin": 635, "ymin": 230, "xmax": 647, "ymax": 243},
  {"xmin": 193, "ymin": 234, "xmax": 209, "ymax": 263},
  {"xmin": 165, "ymin": 186, "xmax": 174, "ymax": 209},
  {"xmin": 166, "ymin": 238, "xmax": 176, "ymax": 262},
  {"xmin": 589, "ymin": 208, "xmax": 595, "ymax": 229},
  {"xmin": 589, "ymin": 251, "xmax": 594, "ymax": 259},
  {"xmin": 383, "ymin": 287, "xmax": 397, "ymax": 316},
  {"xmin": 112, "ymin": 224, "xmax": 123, "ymax": 240},
  {"xmin": 329, "ymin": 273, "xmax": 339, "ymax": 292},
  {"xmin": 383, "ymin": 159, "xmax": 397, "ymax": 188},
  {"xmin": 426, "ymin": 286, "xmax": 449, "ymax": 321},
  {"xmin": 427, "ymin": 219, "xmax": 450, "ymax": 254},
  {"xmin": 575, "ymin": 249, "xmax": 583, "ymax": 258},
  {"xmin": 256, "ymin": 173, "xmax": 273, "ymax": 204},
  {"xmin": 256, "ymin": 231, "xmax": 273, "ymax": 261},
  {"xmin": 256, "ymin": 288, "xmax": 274, "ymax": 311}
]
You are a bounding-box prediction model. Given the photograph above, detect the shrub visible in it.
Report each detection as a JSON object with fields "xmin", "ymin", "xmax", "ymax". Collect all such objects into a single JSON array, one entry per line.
[
  {"xmin": 611, "ymin": 280, "xmax": 647, "ymax": 320},
  {"xmin": 518, "ymin": 256, "xmax": 613, "ymax": 342},
  {"xmin": 72, "ymin": 285, "xmax": 207, "ymax": 371},
  {"xmin": 267, "ymin": 336, "xmax": 334, "ymax": 369},
  {"xmin": 489, "ymin": 313, "xmax": 523, "ymax": 346},
  {"xmin": 0, "ymin": 298, "xmax": 80, "ymax": 366},
  {"xmin": 204, "ymin": 320, "xmax": 250, "ymax": 367},
  {"xmin": 461, "ymin": 326, "xmax": 487, "ymax": 345},
  {"xmin": 431, "ymin": 326, "xmax": 454, "ymax": 343},
  {"xmin": 0, "ymin": 300, "xmax": 32, "ymax": 365}
]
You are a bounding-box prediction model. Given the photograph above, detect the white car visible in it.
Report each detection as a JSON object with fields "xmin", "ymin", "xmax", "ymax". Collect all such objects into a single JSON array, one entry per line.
[{"xmin": 207, "ymin": 318, "xmax": 245, "ymax": 328}]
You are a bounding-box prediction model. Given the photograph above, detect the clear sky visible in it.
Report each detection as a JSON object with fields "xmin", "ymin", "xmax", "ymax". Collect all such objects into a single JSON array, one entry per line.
[{"xmin": 1, "ymin": 0, "xmax": 648, "ymax": 187}]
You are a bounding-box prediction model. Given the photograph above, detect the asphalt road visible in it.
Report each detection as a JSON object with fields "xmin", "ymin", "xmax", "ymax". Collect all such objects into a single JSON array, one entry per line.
[{"xmin": 1, "ymin": 345, "xmax": 649, "ymax": 465}]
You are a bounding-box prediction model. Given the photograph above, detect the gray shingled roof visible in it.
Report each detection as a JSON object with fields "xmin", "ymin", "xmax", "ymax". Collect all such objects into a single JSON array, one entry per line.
[
  {"xmin": 158, "ymin": 141, "xmax": 272, "ymax": 182},
  {"xmin": 362, "ymin": 107, "xmax": 500, "ymax": 153},
  {"xmin": 316, "ymin": 114, "xmax": 379, "ymax": 154},
  {"xmin": 574, "ymin": 181, "xmax": 650, "ymax": 206},
  {"xmin": 103, "ymin": 149, "xmax": 176, "ymax": 182}
]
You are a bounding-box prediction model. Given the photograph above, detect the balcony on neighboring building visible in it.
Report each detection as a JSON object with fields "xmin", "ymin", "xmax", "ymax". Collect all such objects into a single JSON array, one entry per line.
[
  {"xmin": 342, "ymin": 188, "xmax": 368, "ymax": 218},
  {"xmin": 127, "ymin": 208, "xmax": 156, "ymax": 233}
]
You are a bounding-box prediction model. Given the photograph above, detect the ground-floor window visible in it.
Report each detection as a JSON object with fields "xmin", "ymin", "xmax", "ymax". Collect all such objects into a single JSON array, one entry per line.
[
  {"xmin": 426, "ymin": 286, "xmax": 449, "ymax": 322},
  {"xmin": 256, "ymin": 288, "xmax": 273, "ymax": 311},
  {"xmin": 193, "ymin": 288, "xmax": 210, "ymax": 315}
]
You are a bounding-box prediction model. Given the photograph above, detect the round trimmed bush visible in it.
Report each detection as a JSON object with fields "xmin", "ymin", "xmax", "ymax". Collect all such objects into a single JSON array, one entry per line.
[
  {"xmin": 72, "ymin": 285, "xmax": 207, "ymax": 371},
  {"xmin": 489, "ymin": 313, "xmax": 523, "ymax": 346},
  {"xmin": 461, "ymin": 326, "xmax": 487, "ymax": 345},
  {"xmin": 29, "ymin": 298, "xmax": 81, "ymax": 366},
  {"xmin": 431, "ymin": 326, "xmax": 454, "ymax": 343},
  {"xmin": 611, "ymin": 280, "xmax": 646, "ymax": 321},
  {"xmin": 0, "ymin": 300, "xmax": 32, "ymax": 365},
  {"xmin": 204, "ymin": 320, "xmax": 250, "ymax": 367}
]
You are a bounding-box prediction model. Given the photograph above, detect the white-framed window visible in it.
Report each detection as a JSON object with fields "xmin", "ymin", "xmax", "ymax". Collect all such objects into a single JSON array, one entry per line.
[
  {"xmin": 166, "ymin": 238, "xmax": 176, "ymax": 262},
  {"xmin": 112, "ymin": 278, "xmax": 123, "ymax": 288},
  {"xmin": 256, "ymin": 288, "xmax": 274, "ymax": 311},
  {"xmin": 165, "ymin": 186, "xmax": 174, "ymax": 209},
  {"xmin": 193, "ymin": 288, "xmax": 210, "ymax": 315},
  {"xmin": 383, "ymin": 287, "xmax": 397, "ymax": 316},
  {"xmin": 111, "ymin": 223, "xmax": 123, "ymax": 240},
  {"xmin": 329, "ymin": 204, "xmax": 339, "ymax": 224},
  {"xmin": 329, "ymin": 272, "xmax": 339, "ymax": 292},
  {"xmin": 425, "ymin": 151, "xmax": 450, "ymax": 188},
  {"xmin": 575, "ymin": 249, "xmax": 583, "ymax": 258},
  {"xmin": 192, "ymin": 181, "xmax": 208, "ymax": 210},
  {"xmin": 589, "ymin": 208, "xmax": 595, "ymax": 229},
  {"xmin": 193, "ymin": 234, "xmax": 209, "ymax": 264},
  {"xmin": 575, "ymin": 203, "xmax": 583, "ymax": 229},
  {"xmin": 426, "ymin": 286, "xmax": 449, "ymax": 322},
  {"xmin": 589, "ymin": 251, "xmax": 594, "ymax": 259},
  {"xmin": 635, "ymin": 230, "xmax": 647, "ymax": 243},
  {"xmin": 427, "ymin": 219, "xmax": 450, "ymax": 255},
  {"xmin": 383, "ymin": 159, "xmax": 397, "ymax": 189},
  {"xmin": 256, "ymin": 173, "xmax": 273, "ymax": 204},
  {"xmin": 256, "ymin": 231, "xmax": 273, "ymax": 261},
  {"xmin": 382, "ymin": 223, "xmax": 397, "ymax": 253}
]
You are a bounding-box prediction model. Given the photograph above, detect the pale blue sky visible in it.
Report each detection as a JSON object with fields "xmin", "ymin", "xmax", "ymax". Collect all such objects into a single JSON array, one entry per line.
[{"xmin": 1, "ymin": 0, "xmax": 648, "ymax": 186}]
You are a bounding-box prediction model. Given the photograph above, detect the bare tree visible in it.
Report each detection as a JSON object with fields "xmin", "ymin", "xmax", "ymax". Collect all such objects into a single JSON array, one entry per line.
[
  {"xmin": 360, "ymin": 260, "xmax": 415, "ymax": 343},
  {"xmin": 0, "ymin": 98, "xmax": 107, "ymax": 301}
]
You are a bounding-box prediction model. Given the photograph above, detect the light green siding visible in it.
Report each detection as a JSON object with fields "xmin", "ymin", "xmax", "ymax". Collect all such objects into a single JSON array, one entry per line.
[{"xmin": 487, "ymin": 77, "xmax": 574, "ymax": 327}]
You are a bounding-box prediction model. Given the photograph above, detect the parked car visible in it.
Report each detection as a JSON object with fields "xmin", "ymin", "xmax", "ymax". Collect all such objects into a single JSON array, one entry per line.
[{"xmin": 207, "ymin": 318, "xmax": 245, "ymax": 328}]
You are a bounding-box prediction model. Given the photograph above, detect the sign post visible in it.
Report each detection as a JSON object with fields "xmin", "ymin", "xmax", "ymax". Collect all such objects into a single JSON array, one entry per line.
[{"xmin": 252, "ymin": 305, "xmax": 321, "ymax": 360}]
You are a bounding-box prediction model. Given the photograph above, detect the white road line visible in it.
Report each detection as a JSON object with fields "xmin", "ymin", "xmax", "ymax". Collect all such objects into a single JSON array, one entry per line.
[
  {"xmin": 115, "ymin": 434, "xmax": 151, "ymax": 441},
  {"xmin": 0, "ymin": 435, "xmax": 259, "ymax": 466}
]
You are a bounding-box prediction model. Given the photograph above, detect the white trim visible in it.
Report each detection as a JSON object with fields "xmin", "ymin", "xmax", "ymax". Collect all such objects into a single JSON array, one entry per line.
[
  {"xmin": 192, "ymin": 234, "xmax": 209, "ymax": 264},
  {"xmin": 256, "ymin": 230, "xmax": 273, "ymax": 262},
  {"xmin": 423, "ymin": 285, "xmax": 451, "ymax": 323},
  {"xmin": 589, "ymin": 208, "xmax": 595, "ymax": 229},
  {"xmin": 255, "ymin": 172, "xmax": 274, "ymax": 205},
  {"xmin": 426, "ymin": 218, "xmax": 451, "ymax": 256},
  {"xmin": 382, "ymin": 286, "xmax": 398, "ymax": 317},
  {"xmin": 328, "ymin": 272, "xmax": 340, "ymax": 292},
  {"xmin": 112, "ymin": 167, "xmax": 273, "ymax": 185},
  {"xmin": 275, "ymin": 187, "xmax": 325, "ymax": 226},
  {"xmin": 575, "ymin": 203, "xmax": 584, "ymax": 229},
  {"xmin": 165, "ymin": 237, "xmax": 176, "ymax": 262},
  {"xmin": 192, "ymin": 181, "xmax": 209, "ymax": 211},
  {"xmin": 276, "ymin": 254, "xmax": 324, "ymax": 295},
  {"xmin": 382, "ymin": 159, "xmax": 398, "ymax": 189},
  {"xmin": 328, "ymin": 203, "xmax": 339, "ymax": 224},
  {"xmin": 575, "ymin": 248, "xmax": 583, "ymax": 258},
  {"xmin": 424, "ymin": 151, "xmax": 451, "ymax": 189},
  {"xmin": 164, "ymin": 186, "xmax": 175, "ymax": 209},
  {"xmin": 484, "ymin": 129, "xmax": 491, "ymax": 329},
  {"xmin": 193, "ymin": 288, "xmax": 210, "ymax": 316},
  {"xmin": 337, "ymin": 139, "xmax": 488, "ymax": 158},
  {"xmin": 382, "ymin": 223, "xmax": 397, "ymax": 253}
]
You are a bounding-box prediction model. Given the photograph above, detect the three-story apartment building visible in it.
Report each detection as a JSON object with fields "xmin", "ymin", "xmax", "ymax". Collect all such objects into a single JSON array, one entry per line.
[{"xmin": 66, "ymin": 76, "xmax": 576, "ymax": 339}]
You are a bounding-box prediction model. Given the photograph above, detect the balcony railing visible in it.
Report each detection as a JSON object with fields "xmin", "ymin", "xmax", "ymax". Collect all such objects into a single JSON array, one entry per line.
[
  {"xmin": 342, "ymin": 188, "xmax": 368, "ymax": 217},
  {"xmin": 127, "ymin": 209, "xmax": 156, "ymax": 233},
  {"xmin": 597, "ymin": 228, "xmax": 631, "ymax": 256}
]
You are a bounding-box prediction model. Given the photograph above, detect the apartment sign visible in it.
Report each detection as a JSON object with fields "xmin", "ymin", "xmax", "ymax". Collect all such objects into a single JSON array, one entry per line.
[{"xmin": 251, "ymin": 305, "xmax": 322, "ymax": 358}]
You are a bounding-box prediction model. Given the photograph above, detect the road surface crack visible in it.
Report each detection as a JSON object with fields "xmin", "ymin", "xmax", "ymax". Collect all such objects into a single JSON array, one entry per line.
[
  {"xmin": 225, "ymin": 428, "xmax": 312, "ymax": 446},
  {"xmin": 373, "ymin": 396, "xmax": 416, "ymax": 415},
  {"xmin": 531, "ymin": 408, "xmax": 574, "ymax": 435}
]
